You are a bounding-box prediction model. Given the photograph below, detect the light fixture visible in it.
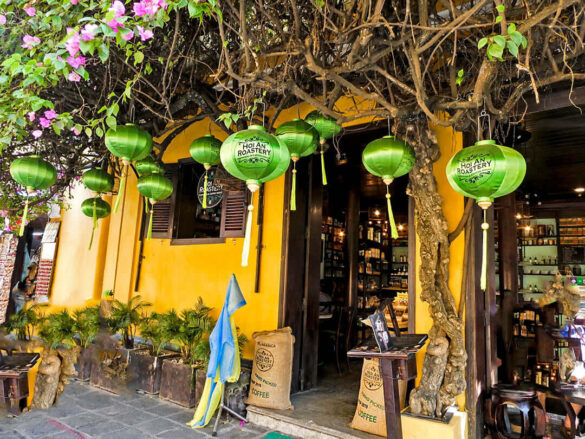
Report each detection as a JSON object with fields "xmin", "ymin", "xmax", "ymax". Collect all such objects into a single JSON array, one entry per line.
[
  {"xmin": 575, "ymin": 187, "xmax": 585, "ymax": 193},
  {"xmin": 524, "ymin": 225, "xmax": 532, "ymax": 231},
  {"xmin": 515, "ymin": 213, "xmax": 522, "ymax": 219},
  {"xmin": 339, "ymin": 231, "xmax": 345, "ymax": 237},
  {"xmin": 374, "ymin": 209, "xmax": 380, "ymax": 216},
  {"xmin": 397, "ymin": 224, "xmax": 405, "ymax": 231}
]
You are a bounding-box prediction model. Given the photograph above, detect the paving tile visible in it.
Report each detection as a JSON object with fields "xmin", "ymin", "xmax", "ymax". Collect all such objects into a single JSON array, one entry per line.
[
  {"xmin": 116, "ymin": 409, "xmax": 157, "ymax": 426},
  {"xmin": 136, "ymin": 417, "xmax": 185, "ymax": 435},
  {"xmin": 58, "ymin": 412, "xmax": 106, "ymax": 429},
  {"xmin": 96, "ymin": 426, "xmax": 154, "ymax": 439},
  {"xmin": 142, "ymin": 403, "xmax": 182, "ymax": 417},
  {"xmin": 46, "ymin": 402, "xmax": 88, "ymax": 419},
  {"xmin": 14, "ymin": 417, "xmax": 64, "ymax": 438},
  {"xmin": 77, "ymin": 420, "xmax": 125, "ymax": 437},
  {"xmin": 1, "ymin": 431, "xmax": 28, "ymax": 439},
  {"xmin": 120, "ymin": 396, "xmax": 162, "ymax": 410},
  {"xmin": 74, "ymin": 392, "xmax": 119, "ymax": 411},
  {"xmin": 156, "ymin": 427, "xmax": 210, "ymax": 439},
  {"xmin": 165, "ymin": 410, "xmax": 194, "ymax": 425},
  {"xmin": 40, "ymin": 432, "xmax": 88, "ymax": 439},
  {"xmin": 94, "ymin": 401, "xmax": 132, "ymax": 417}
]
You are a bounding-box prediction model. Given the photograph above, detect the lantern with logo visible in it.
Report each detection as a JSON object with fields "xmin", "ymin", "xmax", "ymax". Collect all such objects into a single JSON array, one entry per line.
[
  {"xmin": 10, "ymin": 155, "xmax": 57, "ymax": 236},
  {"xmin": 275, "ymin": 119, "xmax": 319, "ymax": 211},
  {"xmin": 362, "ymin": 136, "xmax": 415, "ymax": 239},
  {"xmin": 304, "ymin": 111, "xmax": 341, "ymax": 186},
  {"xmin": 105, "ymin": 124, "xmax": 153, "ymax": 213},
  {"xmin": 447, "ymin": 137, "xmax": 526, "ymax": 290},
  {"xmin": 81, "ymin": 168, "xmax": 114, "ymax": 249},
  {"xmin": 189, "ymin": 135, "xmax": 222, "ymax": 209},
  {"xmin": 221, "ymin": 125, "xmax": 290, "ymax": 266}
]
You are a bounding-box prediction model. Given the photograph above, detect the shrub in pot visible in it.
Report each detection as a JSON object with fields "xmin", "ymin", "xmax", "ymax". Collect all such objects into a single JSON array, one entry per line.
[
  {"xmin": 72, "ymin": 305, "xmax": 101, "ymax": 381},
  {"xmin": 4, "ymin": 302, "xmax": 41, "ymax": 344},
  {"xmin": 159, "ymin": 299, "xmax": 213, "ymax": 407},
  {"xmin": 128, "ymin": 311, "xmax": 178, "ymax": 394},
  {"xmin": 90, "ymin": 296, "xmax": 150, "ymax": 394}
]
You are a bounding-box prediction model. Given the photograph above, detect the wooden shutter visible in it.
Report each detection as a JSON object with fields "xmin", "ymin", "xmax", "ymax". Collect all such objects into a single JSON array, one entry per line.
[
  {"xmin": 146, "ymin": 164, "xmax": 179, "ymax": 239},
  {"xmin": 220, "ymin": 184, "xmax": 247, "ymax": 238}
]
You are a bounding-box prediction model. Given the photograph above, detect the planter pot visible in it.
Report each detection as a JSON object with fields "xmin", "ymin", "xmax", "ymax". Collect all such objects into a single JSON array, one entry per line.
[
  {"xmin": 128, "ymin": 349, "xmax": 177, "ymax": 395},
  {"xmin": 76, "ymin": 347, "xmax": 95, "ymax": 382},
  {"xmin": 89, "ymin": 348, "xmax": 128, "ymax": 395},
  {"xmin": 159, "ymin": 359, "xmax": 206, "ymax": 408}
]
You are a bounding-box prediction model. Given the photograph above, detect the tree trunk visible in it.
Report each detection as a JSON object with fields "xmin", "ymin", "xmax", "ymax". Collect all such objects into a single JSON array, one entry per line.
[
  {"xmin": 406, "ymin": 123, "xmax": 467, "ymax": 418},
  {"xmin": 30, "ymin": 349, "xmax": 61, "ymax": 410}
]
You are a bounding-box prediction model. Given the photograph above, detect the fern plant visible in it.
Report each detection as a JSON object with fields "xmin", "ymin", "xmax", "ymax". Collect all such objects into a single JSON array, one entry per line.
[
  {"xmin": 4, "ymin": 302, "xmax": 41, "ymax": 341},
  {"xmin": 107, "ymin": 295, "xmax": 151, "ymax": 349},
  {"xmin": 72, "ymin": 305, "xmax": 101, "ymax": 348},
  {"xmin": 139, "ymin": 311, "xmax": 177, "ymax": 357},
  {"xmin": 176, "ymin": 298, "xmax": 214, "ymax": 366},
  {"xmin": 37, "ymin": 310, "xmax": 76, "ymax": 349}
]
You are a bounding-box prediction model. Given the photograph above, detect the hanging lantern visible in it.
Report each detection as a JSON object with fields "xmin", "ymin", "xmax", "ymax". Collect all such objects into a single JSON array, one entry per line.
[
  {"xmin": 447, "ymin": 139, "xmax": 526, "ymax": 290},
  {"xmin": 189, "ymin": 135, "xmax": 222, "ymax": 209},
  {"xmin": 137, "ymin": 172, "xmax": 173, "ymax": 240},
  {"xmin": 81, "ymin": 197, "xmax": 111, "ymax": 250},
  {"xmin": 275, "ymin": 119, "xmax": 319, "ymax": 211},
  {"xmin": 135, "ymin": 156, "xmax": 163, "ymax": 176},
  {"xmin": 221, "ymin": 124, "xmax": 290, "ymax": 266},
  {"xmin": 10, "ymin": 155, "xmax": 57, "ymax": 237},
  {"xmin": 304, "ymin": 111, "xmax": 341, "ymax": 186},
  {"xmin": 105, "ymin": 124, "xmax": 153, "ymax": 214},
  {"xmin": 82, "ymin": 168, "xmax": 114, "ymax": 194},
  {"xmin": 362, "ymin": 136, "xmax": 415, "ymax": 239}
]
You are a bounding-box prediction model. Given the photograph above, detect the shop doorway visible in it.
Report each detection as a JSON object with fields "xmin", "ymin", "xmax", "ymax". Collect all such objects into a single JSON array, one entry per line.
[{"xmin": 279, "ymin": 125, "xmax": 415, "ymax": 393}]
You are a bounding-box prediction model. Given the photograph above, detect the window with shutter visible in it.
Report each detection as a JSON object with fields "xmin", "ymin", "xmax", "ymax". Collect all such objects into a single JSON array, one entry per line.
[
  {"xmin": 220, "ymin": 189, "xmax": 248, "ymax": 238},
  {"xmin": 145, "ymin": 164, "xmax": 178, "ymax": 239}
]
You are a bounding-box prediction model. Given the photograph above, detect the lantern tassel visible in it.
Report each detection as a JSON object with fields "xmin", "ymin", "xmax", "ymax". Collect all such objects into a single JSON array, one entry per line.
[
  {"xmin": 147, "ymin": 200, "xmax": 154, "ymax": 240},
  {"xmin": 320, "ymin": 141, "xmax": 328, "ymax": 186},
  {"xmin": 19, "ymin": 195, "xmax": 29, "ymax": 237},
  {"xmin": 291, "ymin": 162, "xmax": 297, "ymax": 211},
  {"xmin": 481, "ymin": 209, "xmax": 489, "ymax": 291},
  {"xmin": 242, "ymin": 202, "xmax": 254, "ymax": 267},
  {"xmin": 88, "ymin": 199, "xmax": 97, "ymax": 250},
  {"xmin": 114, "ymin": 163, "xmax": 127, "ymax": 214},
  {"xmin": 386, "ymin": 186, "xmax": 398, "ymax": 239},
  {"xmin": 203, "ymin": 170, "xmax": 208, "ymax": 209},
  {"xmin": 144, "ymin": 197, "xmax": 150, "ymax": 214}
]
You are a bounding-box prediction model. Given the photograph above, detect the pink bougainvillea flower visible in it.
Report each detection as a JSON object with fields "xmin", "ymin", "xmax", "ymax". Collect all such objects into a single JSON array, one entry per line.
[
  {"xmin": 67, "ymin": 55, "xmax": 86, "ymax": 69},
  {"xmin": 80, "ymin": 23, "xmax": 98, "ymax": 42},
  {"xmin": 133, "ymin": 0, "xmax": 166, "ymax": 17},
  {"xmin": 107, "ymin": 19, "xmax": 122, "ymax": 33},
  {"xmin": 32, "ymin": 130, "xmax": 43, "ymax": 139},
  {"xmin": 137, "ymin": 26, "xmax": 153, "ymax": 41},
  {"xmin": 68, "ymin": 72, "xmax": 81, "ymax": 82},
  {"xmin": 24, "ymin": 7, "xmax": 36, "ymax": 16},
  {"xmin": 109, "ymin": 1, "xmax": 125, "ymax": 17},
  {"xmin": 71, "ymin": 127, "xmax": 81, "ymax": 136},
  {"xmin": 28, "ymin": 111, "xmax": 36, "ymax": 121},
  {"xmin": 21, "ymin": 34, "xmax": 41, "ymax": 50},
  {"xmin": 71, "ymin": 0, "xmax": 78, "ymax": 4},
  {"xmin": 0, "ymin": 14, "xmax": 6, "ymax": 25},
  {"xmin": 44, "ymin": 109, "xmax": 58, "ymax": 120},
  {"xmin": 122, "ymin": 31, "xmax": 134, "ymax": 41},
  {"xmin": 39, "ymin": 117, "xmax": 51, "ymax": 128},
  {"xmin": 65, "ymin": 31, "xmax": 80, "ymax": 56}
]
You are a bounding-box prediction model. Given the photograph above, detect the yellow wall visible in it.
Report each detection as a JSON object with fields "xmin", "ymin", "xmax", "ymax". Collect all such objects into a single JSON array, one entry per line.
[{"xmin": 414, "ymin": 121, "xmax": 466, "ymax": 409}]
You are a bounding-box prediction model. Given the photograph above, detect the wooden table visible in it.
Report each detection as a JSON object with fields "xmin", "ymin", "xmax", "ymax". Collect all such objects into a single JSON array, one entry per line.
[
  {"xmin": 347, "ymin": 335, "xmax": 427, "ymax": 439},
  {"xmin": 0, "ymin": 352, "xmax": 40, "ymax": 416}
]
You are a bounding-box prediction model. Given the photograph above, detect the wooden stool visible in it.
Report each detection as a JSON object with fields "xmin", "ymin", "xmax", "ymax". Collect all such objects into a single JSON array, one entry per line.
[{"xmin": 488, "ymin": 384, "xmax": 547, "ymax": 439}]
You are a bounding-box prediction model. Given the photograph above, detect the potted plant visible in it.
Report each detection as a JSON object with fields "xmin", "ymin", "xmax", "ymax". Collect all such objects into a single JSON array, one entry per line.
[
  {"xmin": 90, "ymin": 295, "xmax": 150, "ymax": 394},
  {"xmin": 159, "ymin": 299, "xmax": 213, "ymax": 407},
  {"xmin": 31, "ymin": 310, "xmax": 78, "ymax": 409},
  {"xmin": 4, "ymin": 302, "xmax": 41, "ymax": 343},
  {"xmin": 72, "ymin": 305, "xmax": 101, "ymax": 381},
  {"xmin": 128, "ymin": 311, "xmax": 178, "ymax": 394}
]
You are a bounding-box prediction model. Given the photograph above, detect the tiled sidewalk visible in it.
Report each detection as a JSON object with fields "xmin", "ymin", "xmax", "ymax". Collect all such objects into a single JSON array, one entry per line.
[{"xmin": 0, "ymin": 381, "xmax": 276, "ymax": 439}]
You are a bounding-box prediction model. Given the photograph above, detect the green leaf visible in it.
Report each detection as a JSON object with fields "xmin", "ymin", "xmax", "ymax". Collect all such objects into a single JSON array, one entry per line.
[
  {"xmin": 521, "ymin": 35, "xmax": 528, "ymax": 49},
  {"xmin": 313, "ymin": 0, "xmax": 324, "ymax": 7},
  {"xmin": 493, "ymin": 35, "xmax": 506, "ymax": 48},
  {"xmin": 95, "ymin": 126, "xmax": 104, "ymax": 138},
  {"xmin": 134, "ymin": 51, "xmax": 144, "ymax": 65},
  {"xmin": 507, "ymin": 41, "xmax": 519, "ymax": 57},
  {"xmin": 496, "ymin": 4, "xmax": 505, "ymax": 13},
  {"xmin": 487, "ymin": 44, "xmax": 504, "ymax": 60},
  {"xmin": 495, "ymin": 15, "xmax": 503, "ymax": 23},
  {"xmin": 457, "ymin": 69, "xmax": 464, "ymax": 78},
  {"xmin": 478, "ymin": 38, "xmax": 488, "ymax": 49},
  {"xmin": 85, "ymin": 127, "xmax": 92, "ymax": 138},
  {"xmin": 105, "ymin": 116, "xmax": 117, "ymax": 130},
  {"xmin": 98, "ymin": 44, "xmax": 110, "ymax": 63},
  {"xmin": 507, "ymin": 23, "xmax": 516, "ymax": 33},
  {"xmin": 509, "ymin": 31, "xmax": 523, "ymax": 46}
]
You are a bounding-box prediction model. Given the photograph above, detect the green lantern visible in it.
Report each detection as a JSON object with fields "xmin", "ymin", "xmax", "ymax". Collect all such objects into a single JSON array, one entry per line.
[
  {"xmin": 447, "ymin": 139, "xmax": 526, "ymax": 289},
  {"xmin": 189, "ymin": 135, "xmax": 222, "ymax": 209},
  {"xmin": 276, "ymin": 119, "xmax": 319, "ymax": 211},
  {"xmin": 362, "ymin": 136, "xmax": 415, "ymax": 239},
  {"xmin": 305, "ymin": 111, "xmax": 341, "ymax": 186},
  {"xmin": 10, "ymin": 155, "xmax": 57, "ymax": 237},
  {"xmin": 220, "ymin": 124, "xmax": 290, "ymax": 266},
  {"xmin": 105, "ymin": 124, "xmax": 153, "ymax": 214},
  {"xmin": 135, "ymin": 156, "xmax": 163, "ymax": 176},
  {"xmin": 137, "ymin": 172, "xmax": 173, "ymax": 240},
  {"xmin": 81, "ymin": 197, "xmax": 111, "ymax": 250},
  {"xmin": 82, "ymin": 168, "xmax": 114, "ymax": 194}
]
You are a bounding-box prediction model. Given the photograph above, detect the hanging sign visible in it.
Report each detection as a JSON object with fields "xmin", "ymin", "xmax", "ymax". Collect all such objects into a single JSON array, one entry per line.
[
  {"xmin": 234, "ymin": 136, "xmax": 274, "ymax": 167},
  {"xmin": 197, "ymin": 168, "xmax": 223, "ymax": 208}
]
